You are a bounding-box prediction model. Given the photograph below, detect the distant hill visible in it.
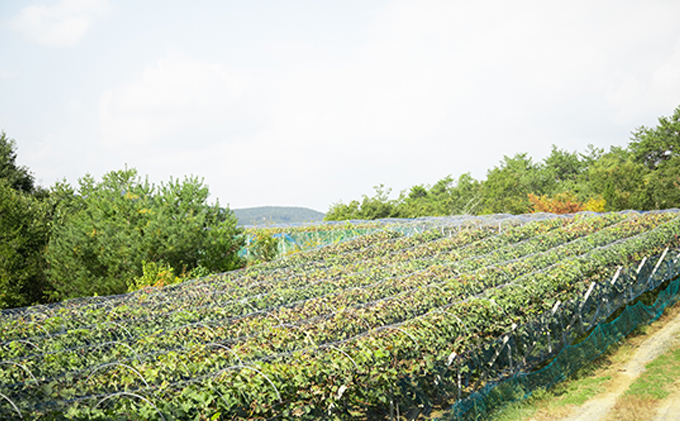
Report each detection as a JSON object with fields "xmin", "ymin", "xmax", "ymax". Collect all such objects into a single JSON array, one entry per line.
[{"xmin": 232, "ymin": 206, "xmax": 325, "ymax": 226}]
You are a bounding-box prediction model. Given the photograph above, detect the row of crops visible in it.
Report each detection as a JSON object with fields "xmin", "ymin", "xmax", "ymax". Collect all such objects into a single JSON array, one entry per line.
[
  {"xmin": 238, "ymin": 215, "xmax": 524, "ymax": 258},
  {"xmin": 2, "ymin": 211, "xmax": 680, "ymax": 419}
]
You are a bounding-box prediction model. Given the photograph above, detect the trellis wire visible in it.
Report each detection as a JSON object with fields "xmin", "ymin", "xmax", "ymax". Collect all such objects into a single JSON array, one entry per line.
[{"xmin": 1, "ymin": 211, "xmax": 680, "ymax": 419}]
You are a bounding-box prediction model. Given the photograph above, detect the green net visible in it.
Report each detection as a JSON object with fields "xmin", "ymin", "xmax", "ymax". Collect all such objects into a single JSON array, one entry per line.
[
  {"xmin": 445, "ymin": 255, "xmax": 680, "ymax": 420},
  {"xmin": 240, "ymin": 227, "xmax": 382, "ymax": 258},
  {"xmin": 3, "ymin": 211, "xmax": 680, "ymax": 420},
  {"xmin": 239, "ymin": 214, "xmax": 540, "ymax": 258}
]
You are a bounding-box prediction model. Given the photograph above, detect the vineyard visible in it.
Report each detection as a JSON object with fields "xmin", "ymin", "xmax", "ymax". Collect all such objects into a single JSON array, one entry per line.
[{"xmin": 2, "ymin": 211, "xmax": 680, "ymax": 420}]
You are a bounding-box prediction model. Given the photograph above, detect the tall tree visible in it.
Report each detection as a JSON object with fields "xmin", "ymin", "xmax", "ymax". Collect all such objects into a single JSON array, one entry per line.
[
  {"xmin": 46, "ymin": 168, "xmax": 245, "ymax": 300},
  {"xmin": 396, "ymin": 174, "xmax": 482, "ymax": 217},
  {"xmin": 481, "ymin": 154, "xmax": 550, "ymax": 214},
  {"xmin": 0, "ymin": 131, "xmax": 36, "ymax": 194},
  {"xmin": 0, "ymin": 181, "xmax": 50, "ymax": 308},
  {"xmin": 629, "ymin": 105, "xmax": 680, "ymax": 171},
  {"xmin": 325, "ymin": 185, "xmax": 398, "ymax": 221},
  {"xmin": 585, "ymin": 147, "xmax": 651, "ymax": 211},
  {"xmin": 542, "ymin": 145, "xmax": 587, "ymax": 193},
  {"xmin": 0, "ymin": 133, "xmax": 50, "ymax": 308},
  {"xmin": 628, "ymin": 105, "xmax": 680, "ymax": 210}
]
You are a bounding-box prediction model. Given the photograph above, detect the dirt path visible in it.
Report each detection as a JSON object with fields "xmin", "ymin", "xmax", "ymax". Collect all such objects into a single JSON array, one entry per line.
[
  {"xmin": 529, "ymin": 309, "xmax": 680, "ymax": 421},
  {"xmin": 649, "ymin": 389, "xmax": 680, "ymax": 421}
]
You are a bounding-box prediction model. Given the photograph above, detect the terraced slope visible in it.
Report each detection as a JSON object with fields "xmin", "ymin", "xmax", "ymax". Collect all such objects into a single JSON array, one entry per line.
[{"xmin": 2, "ymin": 211, "xmax": 680, "ymax": 420}]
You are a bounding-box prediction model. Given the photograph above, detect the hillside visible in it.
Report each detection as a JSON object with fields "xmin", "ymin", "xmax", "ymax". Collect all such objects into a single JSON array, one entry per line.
[
  {"xmin": 3, "ymin": 211, "xmax": 680, "ymax": 419},
  {"xmin": 232, "ymin": 205, "xmax": 325, "ymax": 225}
]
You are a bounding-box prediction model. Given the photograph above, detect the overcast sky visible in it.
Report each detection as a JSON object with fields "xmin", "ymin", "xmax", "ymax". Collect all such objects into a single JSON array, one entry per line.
[{"xmin": 2, "ymin": 1, "xmax": 680, "ymax": 212}]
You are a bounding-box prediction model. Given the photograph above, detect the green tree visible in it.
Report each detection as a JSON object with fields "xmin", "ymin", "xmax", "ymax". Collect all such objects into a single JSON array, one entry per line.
[
  {"xmin": 481, "ymin": 153, "xmax": 551, "ymax": 214},
  {"xmin": 0, "ymin": 133, "xmax": 51, "ymax": 309},
  {"xmin": 629, "ymin": 105, "xmax": 680, "ymax": 171},
  {"xmin": 396, "ymin": 173, "xmax": 482, "ymax": 217},
  {"xmin": 46, "ymin": 168, "xmax": 245, "ymax": 300},
  {"xmin": 542, "ymin": 145, "xmax": 588, "ymax": 194},
  {"xmin": 397, "ymin": 183, "xmax": 438, "ymax": 218},
  {"xmin": 584, "ymin": 147, "xmax": 651, "ymax": 211},
  {"xmin": 324, "ymin": 199, "xmax": 361, "ymax": 221},
  {"xmin": 0, "ymin": 131, "xmax": 38, "ymax": 195},
  {"xmin": 642, "ymin": 155, "xmax": 680, "ymax": 210},
  {"xmin": 441, "ymin": 173, "xmax": 483, "ymax": 214},
  {"xmin": 325, "ymin": 184, "xmax": 398, "ymax": 221},
  {"xmin": 627, "ymin": 105, "xmax": 680, "ymax": 209},
  {"xmin": 0, "ymin": 179, "xmax": 50, "ymax": 308}
]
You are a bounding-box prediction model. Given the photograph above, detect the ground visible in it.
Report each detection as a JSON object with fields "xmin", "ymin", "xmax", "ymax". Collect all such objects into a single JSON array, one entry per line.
[{"xmin": 493, "ymin": 303, "xmax": 680, "ymax": 421}]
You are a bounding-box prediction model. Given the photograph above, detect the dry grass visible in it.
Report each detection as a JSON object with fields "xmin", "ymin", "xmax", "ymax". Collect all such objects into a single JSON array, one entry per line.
[
  {"xmin": 490, "ymin": 303, "xmax": 680, "ymax": 421},
  {"xmin": 606, "ymin": 396, "xmax": 659, "ymax": 421}
]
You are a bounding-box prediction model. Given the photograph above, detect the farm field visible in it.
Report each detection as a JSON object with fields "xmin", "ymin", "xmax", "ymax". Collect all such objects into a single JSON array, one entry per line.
[{"xmin": 2, "ymin": 211, "xmax": 680, "ymax": 420}]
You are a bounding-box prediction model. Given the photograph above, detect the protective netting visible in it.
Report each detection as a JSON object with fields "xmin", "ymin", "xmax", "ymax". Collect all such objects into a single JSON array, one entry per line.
[
  {"xmin": 447, "ymin": 252, "xmax": 680, "ymax": 420},
  {"xmin": 239, "ymin": 227, "xmax": 381, "ymax": 258},
  {"xmin": 1, "ymin": 210, "xmax": 680, "ymax": 420},
  {"xmin": 239, "ymin": 214, "xmax": 556, "ymax": 258}
]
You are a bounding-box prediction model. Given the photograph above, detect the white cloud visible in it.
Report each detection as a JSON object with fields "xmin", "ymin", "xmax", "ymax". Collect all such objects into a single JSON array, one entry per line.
[
  {"xmin": 0, "ymin": 70, "xmax": 20, "ymax": 80},
  {"xmin": 99, "ymin": 50, "xmax": 253, "ymax": 150},
  {"xmin": 10, "ymin": 0, "xmax": 110, "ymax": 47}
]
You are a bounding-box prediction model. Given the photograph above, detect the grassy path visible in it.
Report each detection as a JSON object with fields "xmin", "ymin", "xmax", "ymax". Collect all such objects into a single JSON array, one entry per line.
[
  {"xmin": 560, "ymin": 304, "xmax": 680, "ymax": 421},
  {"xmin": 491, "ymin": 303, "xmax": 680, "ymax": 421}
]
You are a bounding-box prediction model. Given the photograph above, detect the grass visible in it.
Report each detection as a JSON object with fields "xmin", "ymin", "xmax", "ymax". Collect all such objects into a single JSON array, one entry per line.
[
  {"xmin": 490, "ymin": 356, "xmax": 614, "ymax": 421},
  {"xmin": 486, "ymin": 302, "xmax": 680, "ymax": 421},
  {"xmin": 624, "ymin": 346, "xmax": 680, "ymax": 400},
  {"xmin": 604, "ymin": 332, "xmax": 680, "ymax": 421}
]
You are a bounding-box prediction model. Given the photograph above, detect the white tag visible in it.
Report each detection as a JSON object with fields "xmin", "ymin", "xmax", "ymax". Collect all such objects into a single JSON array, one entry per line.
[
  {"xmin": 446, "ymin": 350, "xmax": 458, "ymax": 366},
  {"xmin": 336, "ymin": 384, "xmax": 347, "ymax": 400},
  {"xmin": 637, "ymin": 257, "xmax": 647, "ymax": 274},
  {"xmin": 653, "ymin": 247, "xmax": 669, "ymax": 274},
  {"xmin": 579, "ymin": 282, "xmax": 596, "ymax": 310},
  {"xmin": 610, "ymin": 267, "xmax": 622, "ymax": 285},
  {"xmin": 551, "ymin": 300, "xmax": 561, "ymax": 316}
]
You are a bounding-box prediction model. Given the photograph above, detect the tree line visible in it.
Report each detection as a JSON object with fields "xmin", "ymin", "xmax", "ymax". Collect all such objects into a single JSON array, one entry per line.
[
  {"xmin": 0, "ymin": 132, "xmax": 244, "ymax": 310},
  {"xmin": 2, "ymin": 104, "xmax": 679, "ymax": 309},
  {"xmin": 325, "ymin": 105, "xmax": 680, "ymax": 221}
]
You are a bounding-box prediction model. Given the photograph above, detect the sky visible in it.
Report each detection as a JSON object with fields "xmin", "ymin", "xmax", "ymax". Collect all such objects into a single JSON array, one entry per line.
[{"xmin": 1, "ymin": 1, "xmax": 680, "ymax": 213}]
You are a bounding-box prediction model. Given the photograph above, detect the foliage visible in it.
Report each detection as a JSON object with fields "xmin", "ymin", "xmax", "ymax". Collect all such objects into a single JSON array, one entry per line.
[
  {"xmin": 325, "ymin": 184, "xmax": 399, "ymax": 221},
  {"xmin": 481, "ymin": 153, "xmax": 550, "ymax": 214},
  {"xmin": 324, "ymin": 104, "xmax": 680, "ymax": 220},
  {"xmin": 629, "ymin": 105, "xmax": 680, "ymax": 171},
  {"xmin": 0, "ymin": 132, "xmax": 248, "ymax": 309},
  {"xmin": 45, "ymin": 167, "xmax": 245, "ymax": 300},
  {"xmin": 3, "ymin": 211, "xmax": 680, "ymax": 419},
  {"xmin": 128, "ymin": 261, "xmax": 212, "ymax": 292},
  {"xmin": 250, "ymin": 232, "xmax": 281, "ymax": 263},
  {"xmin": 0, "ymin": 179, "xmax": 50, "ymax": 308},
  {"xmin": 528, "ymin": 191, "xmax": 605, "ymax": 214},
  {"xmin": 0, "ymin": 131, "xmax": 37, "ymax": 195},
  {"xmin": 584, "ymin": 196, "xmax": 607, "ymax": 212},
  {"xmin": 543, "ymin": 145, "xmax": 588, "ymax": 187},
  {"xmin": 397, "ymin": 173, "xmax": 483, "ymax": 217},
  {"xmin": 585, "ymin": 148, "xmax": 651, "ymax": 211},
  {"xmin": 529, "ymin": 191, "xmax": 585, "ymax": 214},
  {"xmin": 0, "ymin": 212, "xmax": 680, "ymax": 420},
  {"xmin": 128, "ymin": 260, "xmax": 182, "ymax": 292},
  {"xmin": 0, "ymin": 134, "xmax": 51, "ymax": 308}
]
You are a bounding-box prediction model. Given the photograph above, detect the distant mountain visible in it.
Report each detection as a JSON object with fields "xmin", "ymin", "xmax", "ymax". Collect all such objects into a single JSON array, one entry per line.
[{"xmin": 232, "ymin": 206, "xmax": 325, "ymax": 226}]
